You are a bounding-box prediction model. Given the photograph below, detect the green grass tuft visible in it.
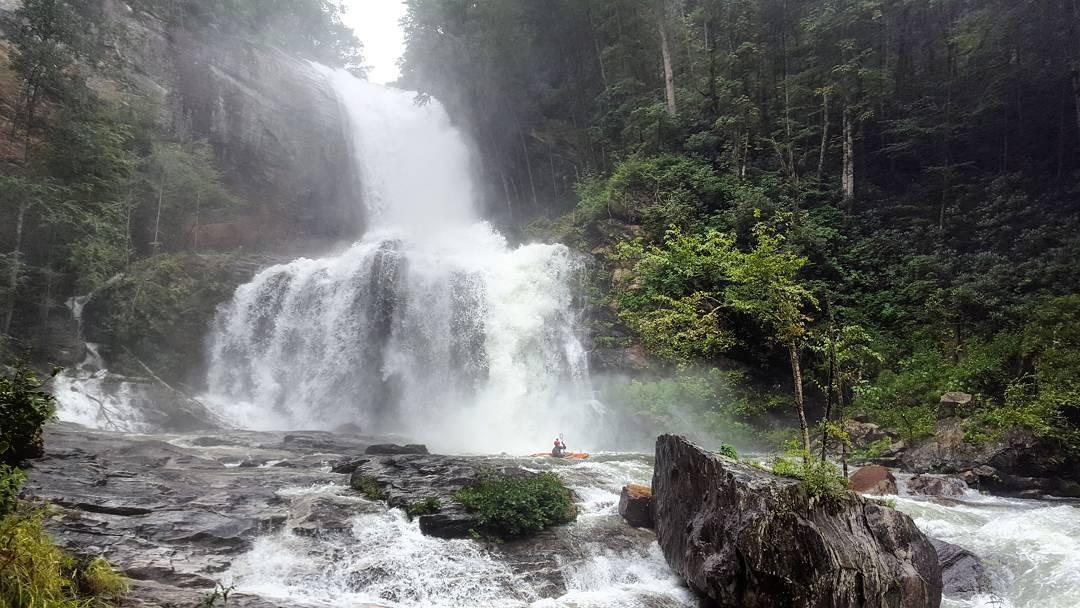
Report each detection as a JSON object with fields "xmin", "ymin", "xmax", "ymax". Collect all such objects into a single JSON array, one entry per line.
[
  {"xmin": 771, "ymin": 444, "xmax": 851, "ymax": 500},
  {"xmin": 351, "ymin": 474, "xmax": 387, "ymax": 501},
  {"xmin": 404, "ymin": 497, "xmax": 442, "ymax": 519},
  {"xmin": 0, "ymin": 508, "xmax": 127, "ymax": 608},
  {"xmin": 77, "ymin": 556, "xmax": 128, "ymax": 599}
]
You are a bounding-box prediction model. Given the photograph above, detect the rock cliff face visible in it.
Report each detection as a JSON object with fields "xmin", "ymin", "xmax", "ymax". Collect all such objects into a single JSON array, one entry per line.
[
  {"xmin": 651, "ymin": 434, "xmax": 942, "ymax": 608},
  {"xmin": 0, "ymin": 0, "xmax": 362, "ymax": 247},
  {"xmin": 900, "ymin": 420, "xmax": 1080, "ymax": 498},
  {"xmin": 108, "ymin": 1, "xmax": 361, "ymax": 245}
]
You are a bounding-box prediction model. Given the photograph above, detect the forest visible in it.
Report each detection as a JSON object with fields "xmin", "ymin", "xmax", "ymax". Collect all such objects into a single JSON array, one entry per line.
[
  {"xmin": 1, "ymin": 0, "xmax": 1079, "ymax": 458},
  {"xmin": 400, "ymin": 0, "xmax": 1080, "ymax": 459},
  {"xmin": 1, "ymin": 1, "xmax": 1080, "ymax": 606}
]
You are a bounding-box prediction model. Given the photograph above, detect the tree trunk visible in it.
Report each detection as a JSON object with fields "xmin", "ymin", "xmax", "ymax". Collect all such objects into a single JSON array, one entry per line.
[
  {"xmin": 3, "ymin": 201, "xmax": 28, "ymax": 336},
  {"xmin": 842, "ymin": 105, "xmax": 855, "ymax": 203},
  {"xmin": 153, "ymin": 169, "xmax": 166, "ymax": 254},
  {"xmin": 658, "ymin": 10, "xmax": 678, "ymax": 116},
  {"xmin": 817, "ymin": 90, "xmax": 830, "ymax": 180},
  {"xmin": 838, "ymin": 384, "xmax": 849, "ymax": 477},
  {"xmin": 789, "ymin": 341, "xmax": 811, "ymax": 460},
  {"xmin": 587, "ymin": 1, "xmax": 610, "ymax": 89},
  {"xmin": 192, "ymin": 189, "xmax": 202, "ymax": 252},
  {"xmin": 820, "ymin": 333, "xmax": 836, "ymax": 462},
  {"xmin": 1067, "ymin": 0, "xmax": 1080, "ymax": 149},
  {"xmin": 520, "ymin": 132, "xmax": 539, "ymax": 209}
]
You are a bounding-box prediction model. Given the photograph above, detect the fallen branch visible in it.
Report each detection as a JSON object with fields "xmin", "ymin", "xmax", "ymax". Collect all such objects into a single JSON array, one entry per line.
[{"xmin": 121, "ymin": 346, "xmax": 229, "ymax": 429}]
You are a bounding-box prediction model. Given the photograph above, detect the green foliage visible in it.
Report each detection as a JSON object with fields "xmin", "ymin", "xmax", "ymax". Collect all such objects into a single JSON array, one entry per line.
[
  {"xmin": 404, "ymin": 497, "xmax": 442, "ymax": 519},
  {"xmin": 134, "ymin": 0, "xmax": 364, "ymax": 70},
  {"xmin": 850, "ymin": 438, "xmax": 893, "ymax": 462},
  {"xmin": 399, "ymin": 0, "xmax": 1080, "ymax": 455},
  {"xmin": 351, "ymin": 475, "xmax": 387, "ymax": 501},
  {"xmin": 89, "ymin": 254, "xmax": 254, "ymax": 380},
  {"xmin": 0, "ymin": 509, "xmax": 126, "ymax": 608},
  {"xmin": 771, "ymin": 445, "xmax": 850, "ymax": 500},
  {"xmin": 454, "ymin": 473, "xmax": 576, "ymax": 540},
  {"xmin": 195, "ymin": 583, "xmax": 235, "ymax": 608},
  {"xmin": 718, "ymin": 444, "xmax": 738, "ymax": 460},
  {"xmin": 0, "ymin": 364, "xmax": 59, "ymax": 467},
  {"xmin": 0, "ymin": 466, "xmax": 26, "ymax": 517},
  {"xmin": 871, "ymin": 497, "xmax": 897, "ymax": 509},
  {"xmin": 575, "ymin": 155, "xmax": 730, "ymax": 238},
  {"xmin": 606, "ymin": 366, "xmax": 786, "ymax": 446},
  {"xmin": 856, "ymin": 347, "xmax": 946, "ymax": 442},
  {"xmin": 77, "ymin": 557, "xmax": 127, "ymax": 599}
]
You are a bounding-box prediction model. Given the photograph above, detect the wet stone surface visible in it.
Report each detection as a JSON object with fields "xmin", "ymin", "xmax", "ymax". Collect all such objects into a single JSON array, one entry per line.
[{"xmin": 21, "ymin": 423, "xmax": 618, "ymax": 606}]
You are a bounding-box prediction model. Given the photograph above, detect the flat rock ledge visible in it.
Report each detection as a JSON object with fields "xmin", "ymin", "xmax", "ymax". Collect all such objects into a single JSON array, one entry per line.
[
  {"xmin": 651, "ymin": 434, "xmax": 943, "ymax": 608},
  {"xmin": 23, "ymin": 424, "xmax": 583, "ymax": 605}
]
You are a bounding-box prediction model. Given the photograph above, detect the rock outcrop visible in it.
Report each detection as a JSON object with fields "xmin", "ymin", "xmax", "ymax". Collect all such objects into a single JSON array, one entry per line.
[
  {"xmin": 618, "ymin": 483, "xmax": 653, "ymax": 528},
  {"xmin": 364, "ymin": 443, "xmax": 430, "ymax": 455},
  {"xmin": 938, "ymin": 392, "xmax": 973, "ymax": 419},
  {"xmin": 850, "ymin": 465, "xmax": 899, "ymax": 495},
  {"xmin": 900, "ymin": 419, "xmax": 1079, "ymax": 497},
  {"xmin": 651, "ymin": 434, "xmax": 942, "ymax": 608},
  {"xmin": 346, "ymin": 453, "xmax": 533, "ymax": 539},
  {"xmin": 907, "ymin": 474, "xmax": 968, "ymax": 498},
  {"xmin": 931, "ymin": 539, "xmax": 991, "ymax": 598}
]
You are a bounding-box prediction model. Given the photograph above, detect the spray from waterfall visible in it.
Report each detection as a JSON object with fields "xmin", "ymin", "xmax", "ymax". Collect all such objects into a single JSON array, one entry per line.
[{"xmin": 204, "ymin": 67, "xmax": 602, "ymax": 453}]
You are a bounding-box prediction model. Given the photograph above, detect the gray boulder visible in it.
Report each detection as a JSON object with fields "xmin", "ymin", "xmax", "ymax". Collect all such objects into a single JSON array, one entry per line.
[
  {"xmin": 931, "ymin": 539, "xmax": 991, "ymax": 597},
  {"xmin": 651, "ymin": 434, "xmax": 942, "ymax": 608},
  {"xmin": 907, "ymin": 475, "xmax": 968, "ymax": 498}
]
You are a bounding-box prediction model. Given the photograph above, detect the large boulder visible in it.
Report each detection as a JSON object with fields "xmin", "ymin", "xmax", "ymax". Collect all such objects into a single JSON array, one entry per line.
[
  {"xmin": 931, "ymin": 539, "xmax": 991, "ymax": 598},
  {"xmin": 618, "ymin": 484, "xmax": 653, "ymax": 528},
  {"xmin": 850, "ymin": 465, "xmax": 899, "ymax": 495},
  {"xmin": 651, "ymin": 434, "xmax": 942, "ymax": 608},
  {"xmin": 907, "ymin": 475, "xmax": 968, "ymax": 498}
]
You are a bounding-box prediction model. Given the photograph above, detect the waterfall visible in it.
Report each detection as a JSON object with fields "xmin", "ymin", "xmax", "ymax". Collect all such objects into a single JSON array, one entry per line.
[{"xmin": 205, "ymin": 67, "xmax": 600, "ymax": 453}]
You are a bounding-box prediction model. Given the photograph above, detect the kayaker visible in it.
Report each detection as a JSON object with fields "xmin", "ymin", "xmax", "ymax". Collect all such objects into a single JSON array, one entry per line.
[{"xmin": 551, "ymin": 437, "xmax": 567, "ymax": 458}]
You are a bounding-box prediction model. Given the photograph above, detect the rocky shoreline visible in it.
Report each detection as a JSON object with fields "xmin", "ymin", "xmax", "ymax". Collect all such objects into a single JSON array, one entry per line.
[
  {"xmin": 21, "ymin": 424, "xmax": 653, "ymax": 606},
  {"xmin": 23, "ymin": 423, "xmax": 1025, "ymax": 608}
]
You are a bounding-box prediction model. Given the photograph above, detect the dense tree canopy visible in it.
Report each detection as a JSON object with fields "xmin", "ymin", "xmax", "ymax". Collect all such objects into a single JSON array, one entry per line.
[{"xmin": 402, "ymin": 0, "xmax": 1080, "ymax": 453}]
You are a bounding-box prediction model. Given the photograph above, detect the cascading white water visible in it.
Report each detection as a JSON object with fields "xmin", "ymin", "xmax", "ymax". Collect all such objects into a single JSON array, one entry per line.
[{"xmin": 205, "ymin": 67, "xmax": 601, "ymax": 453}]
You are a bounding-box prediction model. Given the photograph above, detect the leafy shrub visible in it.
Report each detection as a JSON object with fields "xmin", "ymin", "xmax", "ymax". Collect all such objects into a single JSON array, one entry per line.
[
  {"xmin": 870, "ymin": 497, "xmax": 898, "ymax": 509},
  {"xmin": 405, "ymin": 497, "xmax": 442, "ymax": 519},
  {"xmin": 718, "ymin": 444, "xmax": 738, "ymax": 459},
  {"xmin": 771, "ymin": 444, "xmax": 850, "ymax": 499},
  {"xmin": 0, "ymin": 364, "xmax": 59, "ymax": 467},
  {"xmin": 454, "ymin": 473, "xmax": 576, "ymax": 540},
  {"xmin": 351, "ymin": 475, "xmax": 387, "ymax": 501},
  {"xmin": 850, "ymin": 437, "xmax": 894, "ymax": 462}
]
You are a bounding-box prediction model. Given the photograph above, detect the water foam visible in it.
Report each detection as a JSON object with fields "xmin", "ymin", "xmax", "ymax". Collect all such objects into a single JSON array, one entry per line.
[
  {"xmin": 893, "ymin": 492, "xmax": 1080, "ymax": 608},
  {"xmin": 225, "ymin": 455, "xmax": 692, "ymax": 608}
]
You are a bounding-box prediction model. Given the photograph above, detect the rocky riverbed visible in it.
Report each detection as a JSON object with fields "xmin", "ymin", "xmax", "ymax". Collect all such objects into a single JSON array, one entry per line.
[
  {"xmin": 21, "ymin": 423, "xmax": 685, "ymax": 607},
  {"xmin": 21, "ymin": 423, "xmax": 1080, "ymax": 608}
]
